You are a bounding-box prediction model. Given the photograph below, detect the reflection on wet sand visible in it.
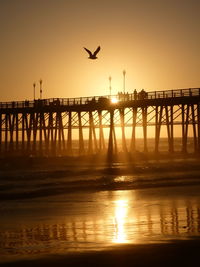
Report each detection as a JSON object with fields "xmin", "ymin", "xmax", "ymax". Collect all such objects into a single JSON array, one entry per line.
[
  {"xmin": 1, "ymin": 190, "xmax": 200, "ymax": 259},
  {"xmin": 113, "ymin": 199, "xmax": 129, "ymax": 243}
]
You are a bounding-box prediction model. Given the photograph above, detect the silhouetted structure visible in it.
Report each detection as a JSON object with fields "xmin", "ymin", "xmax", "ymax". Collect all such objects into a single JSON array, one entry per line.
[{"xmin": 0, "ymin": 88, "xmax": 200, "ymax": 157}]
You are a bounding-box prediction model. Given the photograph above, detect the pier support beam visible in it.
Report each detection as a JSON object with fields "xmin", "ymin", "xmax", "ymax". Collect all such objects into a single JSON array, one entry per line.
[
  {"xmin": 191, "ymin": 104, "xmax": 197, "ymax": 152},
  {"xmin": 130, "ymin": 107, "xmax": 137, "ymax": 153},
  {"xmin": 56, "ymin": 111, "xmax": 64, "ymax": 155},
  {"xmin": 0, "ymin": 113, "xmax": 2, "ymax": 153},
  {"xmin": 67, "ymin": 111, "xmax": 73, "ymax": 155},
  {"xmin": 182, "ymin": 104, "xmax": 189, "ymax": 153},
  {"xmin": 197, "ymin": 103, "xmax": 200, "ymax": 152},
  {"xmin": 21, "ymin": 113, "xmax": 25, "ymax": 152},
  {"xmin": 155, "ymin": 106, "xmax": 163, "ymax": 153},
  {"xmin": 98, "ymin": 111, "xmax": 105, "ymax": 153},
  {"xmin": 39, "ymin": 112, "xmax": 43, "ymax": 154},
  {"xmin": 8, "ymin": 114, "xmax": 14, "ymax": 152},
  {"xmin": 120, "ymin": 108, "xmax": 127, "ymax": 153},
  {"xmin": 32, "ymin": 113, "xmax": 38, "ymax": 154},
  {"xmin": 165, "ymin": 105, "xmax": 174, "ymax": 153},
  {"xmin": 88, "ymin": 111, "xmax": 97, "ymax": 155},
  {"xmin": 78, "ymin": 111, "xmax": 85, "ymax": 155},
  {"xmin": 142, "ymin": 107, "xmax": 148, "ymax": 152},
  {"xmin": 170, "ymin": 105, "xmax": 174, "ymax": 152},
  {"xmin": 47, "ymin": 112, "xmax": 55, "ymax": 155},
  {"xmin": 5, "ymin": 114, "xmax": 8, "ymax": 152},
  {"xmin": 15, "ymin": 113, "xmax": 19, "ymax": 151},
  {"xmin": 107, "ymin": 109, "xmax": 117, "ymax": 158}
]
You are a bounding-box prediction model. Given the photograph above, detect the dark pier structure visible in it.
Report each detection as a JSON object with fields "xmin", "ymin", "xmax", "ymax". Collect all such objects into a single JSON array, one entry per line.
[{"xmin": 0, "ymin": 88, "xmax": 200, "ymax": 157}]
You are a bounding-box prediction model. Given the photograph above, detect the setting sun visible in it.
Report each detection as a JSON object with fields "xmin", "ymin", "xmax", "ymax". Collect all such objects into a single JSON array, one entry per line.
[{"xmin": 111, "ymin": 97, "xmax": 119, "ymax": 104}]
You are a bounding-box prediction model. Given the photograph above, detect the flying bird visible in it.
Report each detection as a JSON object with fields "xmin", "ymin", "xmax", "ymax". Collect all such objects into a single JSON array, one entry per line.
[{"xmin": 83, "ymin": 46, "xmax": 101, "ymax": 59}]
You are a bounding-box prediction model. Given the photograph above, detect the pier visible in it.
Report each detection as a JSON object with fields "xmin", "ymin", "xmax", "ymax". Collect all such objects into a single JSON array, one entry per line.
[{"xmin": 0, "ymin": 87, "xmax": 200, "ymax": 157}]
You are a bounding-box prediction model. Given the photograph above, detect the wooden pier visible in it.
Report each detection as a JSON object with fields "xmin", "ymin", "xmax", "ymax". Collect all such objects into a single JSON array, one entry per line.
[{"xmin": 0, "ymin": 88, "xmax": 200, "ymax": 156}]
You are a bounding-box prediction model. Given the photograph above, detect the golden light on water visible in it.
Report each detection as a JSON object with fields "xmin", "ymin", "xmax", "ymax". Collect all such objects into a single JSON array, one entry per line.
[
  {"xmin": 112, "ymin": 199, "xmax": 129, "ymax": 244},
  {"xmin": 1, "ymin": 187, "xmax": 200, "ymax": 261}
]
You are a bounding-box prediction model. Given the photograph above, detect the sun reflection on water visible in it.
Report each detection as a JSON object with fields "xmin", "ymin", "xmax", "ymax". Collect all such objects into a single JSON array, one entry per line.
[
  {"xmin": 114, "ymin": 176, "xmax": 133, "ymax": 183},
  {"xmin": 1, "ymin": 187, "xmax": 200, "ymax": 261},
  {"xmin": 114, "ymin": 176, "xmax": 126, "ymax": 182},
  {"xmin": 112, "ymin": 192, "xmax": 132, "ymax": 244}
]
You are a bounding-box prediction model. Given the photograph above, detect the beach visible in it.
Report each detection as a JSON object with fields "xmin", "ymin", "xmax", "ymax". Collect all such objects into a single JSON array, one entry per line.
[
  {"xmin": 1, "ymin": 156, "xmax": 200, "ymax": 266},
  {"xmin": 1, "ymin": 240, "xmax": 200, "ymax": 267}
]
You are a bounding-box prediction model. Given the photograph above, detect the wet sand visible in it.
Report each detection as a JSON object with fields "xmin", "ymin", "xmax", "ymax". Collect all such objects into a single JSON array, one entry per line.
[
  {"xmin": 1, "ymin": 155, "xmax": 200, "ymax": 266},
  {"xmin": 1, "ymin": 239, "xmax": 200, "ymax": 266},
  {"xmin": 1, "ymin": 184, "xmax": 200, "ymax": 266}
]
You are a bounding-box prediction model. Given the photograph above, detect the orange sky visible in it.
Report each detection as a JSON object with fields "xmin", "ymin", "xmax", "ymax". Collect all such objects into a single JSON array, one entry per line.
[{"xmin": 0, "ymin": 0, "xmax": 200, "ymax": 101}]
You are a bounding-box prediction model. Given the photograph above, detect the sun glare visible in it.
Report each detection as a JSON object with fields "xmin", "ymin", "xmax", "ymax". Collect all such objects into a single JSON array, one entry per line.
[{"xmin": 111, "ymin": 97, "xmax": 118, "ymax": 104}]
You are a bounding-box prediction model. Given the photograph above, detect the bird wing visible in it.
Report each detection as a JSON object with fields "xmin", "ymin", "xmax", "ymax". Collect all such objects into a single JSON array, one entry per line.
[
  {"xmin": 84, "ymin": 47, "xmax": 93, "ymax": 57},
  {"xmin": 93, "ymin": 46, "xmax": 101, "ymax": 56}
]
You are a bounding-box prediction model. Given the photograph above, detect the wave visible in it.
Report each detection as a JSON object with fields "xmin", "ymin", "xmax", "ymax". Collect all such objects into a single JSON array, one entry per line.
[{"xmin": 1, "ymin": 159, "xmax": 200, "ymax": 200}]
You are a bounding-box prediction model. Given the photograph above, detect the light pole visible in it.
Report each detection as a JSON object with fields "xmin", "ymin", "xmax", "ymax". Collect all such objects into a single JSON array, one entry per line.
[
  {"xmin": 109, "ymin": 76, "xmax": 112, "ymax": 96},
  {"xmin": 123, "ymin": 70, "xmax": 126, "ymax": 94},
  {"xmin": 39, "ymin": 79, "xmax": 43, "ymax": 99},
  {"xmin": 33, "ymin": 82, "xmax": 36, "ymax": 100}
]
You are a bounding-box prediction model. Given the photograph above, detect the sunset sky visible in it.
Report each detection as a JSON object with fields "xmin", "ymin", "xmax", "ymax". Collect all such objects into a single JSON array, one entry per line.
[{"xmin": 0, "ymin": 0, "xmax": 200, "ymax": 101}]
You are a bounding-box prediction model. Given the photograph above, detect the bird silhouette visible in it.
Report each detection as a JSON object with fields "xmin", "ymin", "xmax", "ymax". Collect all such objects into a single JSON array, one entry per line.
[{"xmin": 83, "ymin": 46, "xmax": 101, "ymax": 59}]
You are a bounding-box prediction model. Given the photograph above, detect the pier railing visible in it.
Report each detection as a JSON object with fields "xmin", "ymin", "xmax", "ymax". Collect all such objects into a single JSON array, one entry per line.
[{"xmin": 0, "ymin": 87, "xmax": 200, "ymax": 109}]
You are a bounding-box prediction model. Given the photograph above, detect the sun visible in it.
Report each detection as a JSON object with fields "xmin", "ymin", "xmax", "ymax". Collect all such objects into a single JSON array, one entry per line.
[{"xmin": 111, "ymin": 97, "xmax": 118, "ymax": 104}]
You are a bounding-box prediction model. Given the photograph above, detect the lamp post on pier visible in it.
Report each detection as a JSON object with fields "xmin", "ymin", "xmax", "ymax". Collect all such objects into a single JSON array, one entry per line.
[
  {"xmin": 39, "ymin": 79, "xmax": 43, "ymax": 99},
  {"xmin": 33, "ymin": 82, "xmax": 36, "ymax": 100},
  {"xmin": 109, "ymin": 76, "xmax": 112, "ymax": 96},
  {"xmin": 123, "ymin": 70, "xmax": 126, "ymax": 94}
]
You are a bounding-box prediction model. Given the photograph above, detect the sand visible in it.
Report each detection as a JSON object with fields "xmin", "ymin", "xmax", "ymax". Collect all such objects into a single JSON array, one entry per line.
[
  {"xmin": 0, "ymin": 239, "xmax": 199, "ymax": 266},
  {"xmin": 1, "ymin": 155, "xmax": 200, "ymax": 266}
]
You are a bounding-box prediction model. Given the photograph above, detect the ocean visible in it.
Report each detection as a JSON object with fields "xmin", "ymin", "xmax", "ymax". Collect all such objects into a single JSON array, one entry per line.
[{"xmin": 0, "ymin": 139, "xmax": 200, "ymax": 265}]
